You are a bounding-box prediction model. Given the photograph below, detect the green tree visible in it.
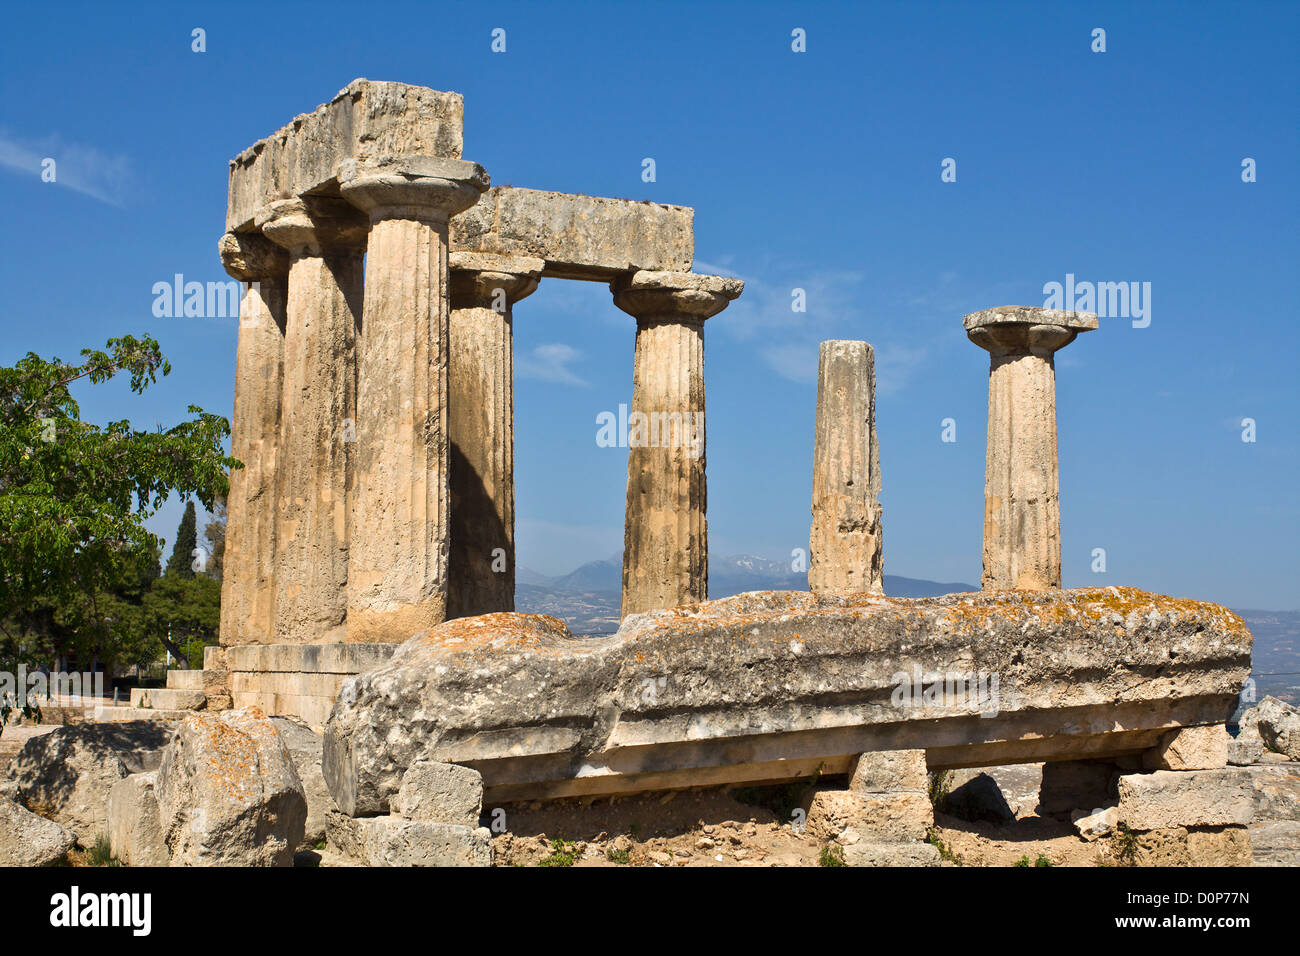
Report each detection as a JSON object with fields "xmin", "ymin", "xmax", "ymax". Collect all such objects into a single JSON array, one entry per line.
[
  {"xmin": 142, "ymin": 572, "xmax": 221, "ymax": 668},
  {"xmin": 166, "ymin": 501, "xmax": 198, "ymax": 578},
  {"xmin": 202, "ymin": 494, "xmax": 226, "ymax": 583},
  {"xmin": 0, "ymin": 335, "xmax": 237, "ymax": 668}
]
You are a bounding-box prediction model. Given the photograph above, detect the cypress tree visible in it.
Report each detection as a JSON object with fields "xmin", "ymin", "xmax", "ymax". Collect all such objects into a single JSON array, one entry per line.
[{"xmin": 166, "ymin": 501, "xmax": 198, "ymax": 577}]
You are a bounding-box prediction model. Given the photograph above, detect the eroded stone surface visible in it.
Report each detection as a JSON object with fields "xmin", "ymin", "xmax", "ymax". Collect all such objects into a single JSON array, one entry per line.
[
  {"xmin": 157, "ymin": 708, "xmax": 306, "ymax": 866},
  {"xmin": 393, "ymin": 759, "xmax": 483, "ymax": 825},
  {"xmin": 326, "ymin": 810, "xmax": 491, "ymax": 866},
  {"xmin": 847, "ymin": 750, "xmax": 927, "ymax": 794},
  {"xmin": 809, "ymin": 340, "xmax": 883, "ymax": 596},
  {"xmin": 1117, "ymin": 769, "xmax": 1255, "ymax": 831},
  {"xmin": 323, "ymin": 587, "xmax": 1251, "ymax": 814},
  {"xmin": 807, "ymin": 790, "xmax": 932, "ymax": 844},
  {"xmin": 0, "ymin": 799, "xmax": 75, "ymax": 866},
  {"xmin": 1145, "ymin": 724, "xmax": 1228, "ymax": 771},
  {"xmin": 107, "ymin": 771, "xmax": 168, "ymax": 866}
]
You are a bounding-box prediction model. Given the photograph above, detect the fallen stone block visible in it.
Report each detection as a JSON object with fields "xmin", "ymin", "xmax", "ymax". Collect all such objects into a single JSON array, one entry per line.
[
  {"xmin": 157, "ymin": 707, "xmax": 306, "ymax": 866},
  {"xmin": 1228, "ymin": 731, "xmax": 1264, "ymax": 766},
  {"xmin": 1117, "ymin": 769, "xmax": 1254, "ymax": 831},
  {"xmin": 270, "ymin": 716, "xmax": 337, "ymax": 848},
  {"xmin": 807, "ymin": 790, "xmax": 932, "ymax": 845},
  {"xmin": 8, "ymin": 721, "xmax": 173, "ymax": 844},
  {"xmin": 0, "ymin": 799, "xmax": 75, "ymax": 865},
  {"xmin": 1072, "ymin": 805, "xmax": 1119, "ymax": 841},
  {"xmin": 1230, "ymin": 763, "xmax": 1300, "ymax": 822},
  {"xmin": 107, "ymin": 772, "xmax": 168, "ymax": 866},
  {"xmin": 847, "ymin": 750, "xmax": 927, "ymax": 794},
  {"xmin": 326, "ymin": 810, "xmax": 491, "ymax": 867},
  {"xmin": 841, "ymin": 841, "xmax": 941, "ymax": 867},
  {"xmin": 1253, "ymin": 696, "xmax": 1300, "ymax": 760},
  {"xmin": 393, "ymin": 760, "xmax": 483, "ymax": 825},
  {"xmin": 324, "ymin": 588, "xmax": 1252, "ymax": 814},
  {"xmin": 1145, "ymin": 724, "xmax": 1228, "ymax": 771}
]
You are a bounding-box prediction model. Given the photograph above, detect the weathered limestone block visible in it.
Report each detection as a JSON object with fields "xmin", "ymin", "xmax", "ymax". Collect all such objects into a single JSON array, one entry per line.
[
  {"xmin": 157, "ymin": 708, "xmax": 307, "ymax": 866},
  {"xmin": 964, "ymin": 306, "xmax": 1097, "ymax": 590},
  {"xmin": 1131, "ymin": 825, "xmax": 1252, "ymax": 867},
  {"xmin": 451, "ymin": 187, "xmax": 694, "ymax": 278},
  {"xmin": 1117, "ymin": 769, "xmax": 1254, "ymax": 831},
  {"xmin": 1252, "ymin": 696, "xmax": 1300, "ymax": 759},
  {"xmin": 1251, "ymin": 820, "xmax": 1300, "ymax": 866},
  {"xmin": 324, "ymin": 588, "xmax": 1251, "ymax": 813},
  {"xmin": 259, "ymin": 197, "xmax": 367, "ymax": 645},
  {"xmin": 107, "ymin": 772, "xmax": 168, "ymax": 866},
  {"xmin": 393, "ymin": 759, "xmax": 483, "ymax": 825},
  {"xmin": 0, "ymin": 800, "xmax": 75, "ymax": 866},
  {"xmin": 446, "ymin": 253, "xmax": 544, "ymax": 619},
  {"xmin": 1229, "ymin": 731, "xmax": 1264, "ymax": 765},
  {"xmin": 842, "ymin": 841, "xmax": 942, "ymax": 867},
  {"xmin": 339, "ymin": 159, "xmax": 488, "ymax": 642},
  {"xmin": 809, "ymin": 340, "xmax": 883, "ymax": 595},
  {"xmin": 1145, "ymin": 724, "xmax": 1228, "ymax": 771},
  {"xmin": 270, "ymin": 716, "xmax": 338, "ymax": 848},
  {"xmin": 326, "ymin": 810, "xmax": 491, "ymax": 867},
  {"xmin": 227, "ymin": 79, "xmax": 464, "ymax": 232},
  {"xmin": 847, "ymin": 750, "xmax": 927, "ymax": 794},
  {"xmin": 8, "ymin": 722, "xmax": 172, "ymax": 844},
  {"xmin": 808, "ymin": 790, "xmax": 933, "ymax": 844},
  {"xmin": 219, "ymin": 231, "xmax": 288, "ymax": 647},
  {"xmin": 611, "ymin": 271, "xmax": 743, "ymax": 618},
  {"xmin": 129, "ymin": 687, "xmax": 206, "ymax": 710}
]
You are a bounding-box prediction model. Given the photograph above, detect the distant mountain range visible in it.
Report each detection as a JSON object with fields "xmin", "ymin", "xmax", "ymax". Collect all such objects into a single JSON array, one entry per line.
[{"xmin": 515, "ymin": 553, "xmax": 977, "ymax": 636}]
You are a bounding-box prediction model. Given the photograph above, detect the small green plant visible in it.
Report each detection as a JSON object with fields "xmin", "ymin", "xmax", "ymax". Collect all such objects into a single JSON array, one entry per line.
[
  {"xmin": 87, "ymin": 835, "xmax": 121, "ymax": 867},
  {"xmin": 927, "ymin": 770, "xmax": 954, "ymax": 811},
  {"xmin": 1113, "ymin": 821, "xmax": 1139, "ymax": 866},
  {"xmin": 605, "ymin": 847, "xmax": 631, "ymax": 865},
  {"xmin": 537, "ymin": 838, "xmax": 579, "ymax": 867},
  {"xmin": 818, "ymin": 844, "xmax": 845, "ymax": 867},
  {"xmin": 926, "ymin": 827, "xmax": 963, "ymax": 865},
  {"xmin": 1014, "ymin": 853, "xmax": 1054, "ymax": 867},
  {"xmin": 313, "ymin": 839, "xmax": 326, "ymax": 851}
]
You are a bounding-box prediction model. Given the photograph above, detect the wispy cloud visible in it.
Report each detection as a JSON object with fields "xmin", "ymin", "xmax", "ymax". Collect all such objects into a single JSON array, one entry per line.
[
  {"xmin": 516, "ymin": 342, "xmax": 590, "ymax": 387},
  {"xmin": 0, "ymin": 130, "xmax": 133, "ymax": 206}
]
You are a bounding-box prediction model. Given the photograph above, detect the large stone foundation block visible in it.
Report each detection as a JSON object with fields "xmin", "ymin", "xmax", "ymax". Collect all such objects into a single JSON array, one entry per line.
[
  {"xmin": 1132, "ymin": 826, "xmax": 1252, "ymax": 867},
  {"xmin": 326, "ymin": 811, "xmax": 491, "ymax": 867},
  {"xmin": 1117, "ymin": 769, "xmax": 1255, "ymax": 831},
  {"xmin": 842, "ymin": 841, "xmax": 942, "ymax": 867},
  {"xmin": 1144, "ymin": 724, "xmax": 1229, "ymax": 771},
  {"xmin": 807, "ymin": 790, "xmax": 933, "ymax": 845},
  {"xmin": 848, "ymin": 750, "xmax": 928, "ymax": 794}
]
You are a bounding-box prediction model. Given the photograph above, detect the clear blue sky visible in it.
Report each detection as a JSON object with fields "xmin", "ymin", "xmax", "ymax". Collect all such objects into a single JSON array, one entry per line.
[{"xmin": 1, "ymin": 1, "xmax": 1296, "ymax": 609}]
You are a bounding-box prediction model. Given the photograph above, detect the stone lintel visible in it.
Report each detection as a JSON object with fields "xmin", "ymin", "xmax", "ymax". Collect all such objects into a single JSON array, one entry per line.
[
  {"xmin": 450, "ymin": 186, "xmax": 695, "ymax": 279},
  {"xmin": 226, "ymin": 79, "xmax": 464, "ymax": 233},
  {"xmin": 963, "ymin": 305, "xmax": 1099, "ymax": 334},
  {"xmin": 448, "ymin": 251, "xmax": 545, "ymax": 278}
]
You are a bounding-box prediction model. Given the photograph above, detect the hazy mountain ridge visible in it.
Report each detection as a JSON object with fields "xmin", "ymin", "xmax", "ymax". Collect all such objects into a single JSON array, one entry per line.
[{"xmin": 515, "ymin": 554, "xmax": 978, "ymax": 635}]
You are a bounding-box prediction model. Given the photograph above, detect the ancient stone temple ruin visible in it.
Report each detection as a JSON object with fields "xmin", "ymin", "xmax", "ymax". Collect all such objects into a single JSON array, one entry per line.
[
  {"xmin": 122, "ymin": 81, "xmax": 1258, "ymax": 867},
  {"xmin": 198, "ymin": 80, "xmax": 742, "ymax": 724}
]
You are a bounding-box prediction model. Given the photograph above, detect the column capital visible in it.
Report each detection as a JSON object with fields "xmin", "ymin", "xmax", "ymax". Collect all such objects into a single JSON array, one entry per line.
[
  {"xmin": 448, "ymin": 252, "xmax": 545, "ymax": 307},
  {"xmin": 218, "ymin": 231, "xmax": 289, "ymax": 281},
  {"xmin": 338, "ymin": 155, "xmax": 489, "ymax": 223},
  {"xmin": 255, "ymin": 197, "xmax": 369, "ymax": 258},
  {"xmin": 611, "ymin": 270, "xmax": 744, "ymax": 323},
  {"xmin": 964, "ymin": 306, "xmax": 1097, "ymax": 356}
]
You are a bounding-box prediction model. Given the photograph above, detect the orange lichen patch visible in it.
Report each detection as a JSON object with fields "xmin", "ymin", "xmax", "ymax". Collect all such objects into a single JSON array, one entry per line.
[{"xmin": 406, "ymin": 612, "xmax": 603, "ymax": 660}]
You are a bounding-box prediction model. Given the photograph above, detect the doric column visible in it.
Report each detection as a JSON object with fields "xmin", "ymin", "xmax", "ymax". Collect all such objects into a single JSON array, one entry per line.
[
  {"xmin": 217, "ymin": 231, "xmax": 289, "ymax": 646},
  {"xmin": 446, "ymin": 252, "xmax": 544, "ymax": 619},
  {"xmin": 257, "ymin": 197, "xmax": 368, "ymax": 644},
  {"xmin": 611, "ymin": 270, "xmax": 744, "ymax": 619},
  {"xmin": 338, "ymin": 156, "xmax": 489, "ymax": 641},
  {"xmin": 964, "ymin": 306, "xmax": 1097, "ymax": 590},
  {"xmin": 809, "ymin": 340, "xmax": 883, "ymax": 595}
]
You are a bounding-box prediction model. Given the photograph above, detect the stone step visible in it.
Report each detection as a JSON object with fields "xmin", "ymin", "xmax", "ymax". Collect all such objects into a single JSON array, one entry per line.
[
  {"xmin": 165, "ymin": 669, "xmax": 205, "ymax": 691},
  {"xmin": 129, "ymin": 687, "xmax": 206, "ymax": 711}
]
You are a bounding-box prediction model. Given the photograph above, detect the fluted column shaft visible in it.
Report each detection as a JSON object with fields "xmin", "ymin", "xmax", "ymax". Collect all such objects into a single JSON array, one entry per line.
[
  {"xmin": 612, "ymin": 271, "xmax": 743, "ymax": 619},
  {"xmin": 257, "ymin": 198, "xmax": 367, "ymax": 644},
  {"xmin": 965, "ymin": 307, "xmax": 1097, "ymax": 591},
  {"xmin": 447, "ymin": 253, "xmax": 543, "ymax": 619},
  {"xmin": 339, "ymin": 160, "xmax": 487, "ymax": 640},
  {"xmin": 809, "ymin": 340, "xmax": 883, "ymax": 595},
  {"xmin": 218, "ymin": 232, "xmax": 289, "ymax": 646}
]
